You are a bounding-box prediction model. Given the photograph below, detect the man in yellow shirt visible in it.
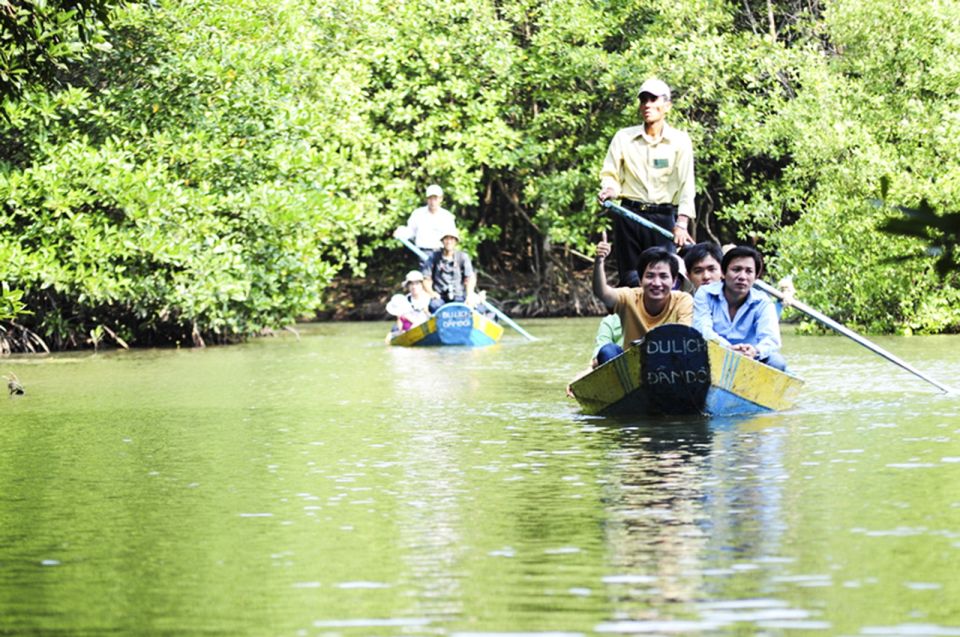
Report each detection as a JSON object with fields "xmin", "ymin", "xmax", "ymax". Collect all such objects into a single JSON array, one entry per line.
[
  {"xmin": 592, "ymin": 236, "xmax": 693, "ymax": 364},
  {"xmin": 598, "ymin": 78, "xmax": 695, "ymax": 287}
]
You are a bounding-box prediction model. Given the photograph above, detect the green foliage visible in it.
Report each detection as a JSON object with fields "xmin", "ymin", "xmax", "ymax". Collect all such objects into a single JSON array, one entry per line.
[
  {"xmin": 0, "ymin": 282, "xmax": 25, "ymax": 321},
  {"xmin": 0, "ymin": 0, "xmax": 383, "ymax": 346},
  {"xmin": 762, "ymin": 0, "xmax": 960, "ymax": 332},
  {"xmin": 0, "ymin": 0, "xmax": 122, "ymax": 329},
  {"xmin": 3, "ymin": 0, "xmax": 960, "ymax": 347},
  {"xmin": 0, "ymin": 0, "xmax": 120, "ymax": 101}
]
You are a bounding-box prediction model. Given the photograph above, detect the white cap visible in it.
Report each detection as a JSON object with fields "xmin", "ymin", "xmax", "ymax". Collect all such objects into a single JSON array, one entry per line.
[
  {"xmin": 637, "ymin": 78, "xmax": 671, "ymax": 101},
  {"xmin": 403, "ymin": 270, "xmax": 424, "ymax": 285},
  {"xmin": 425, "ymin": 184, "xmax": 443, "ymax": 198},
  {"xmin": 440, "ymin": 225, "xmax": 460, "ymax": 241}
]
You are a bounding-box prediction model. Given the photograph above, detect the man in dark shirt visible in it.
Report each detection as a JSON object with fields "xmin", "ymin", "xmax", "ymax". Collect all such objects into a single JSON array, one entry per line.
[{"xmin": 421, "ymin": 227, "xmax": 478, "ymax": 313}]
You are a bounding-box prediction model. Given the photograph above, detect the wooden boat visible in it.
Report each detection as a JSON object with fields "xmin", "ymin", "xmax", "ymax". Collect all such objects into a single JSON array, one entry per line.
[
  {"xmin": 388, "ymin": 302, "xmax": 504, "ymax": 347},
  {"xmin": 569, "ymin": 324, "xmax": 803, "ymax": 417}
]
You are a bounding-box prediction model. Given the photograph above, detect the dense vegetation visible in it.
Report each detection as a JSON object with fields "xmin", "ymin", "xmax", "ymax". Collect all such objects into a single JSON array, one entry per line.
[{"xmin": 1, "ymin": 0, "xmax": 958, "ymax": 351}]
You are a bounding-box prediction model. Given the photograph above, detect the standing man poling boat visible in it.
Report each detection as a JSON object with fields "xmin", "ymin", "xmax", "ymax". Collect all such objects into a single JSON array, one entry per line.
[
  {"xmin": 421, "ymin": 226, "xmax": 480, "ymax": 313},
  {"xmin": 394, "ymin": 184, "xmax": 456, "ymax": 266},
  {"xmin": 598, "ymin": 78, "xmax": 695, "ymax": 287}
]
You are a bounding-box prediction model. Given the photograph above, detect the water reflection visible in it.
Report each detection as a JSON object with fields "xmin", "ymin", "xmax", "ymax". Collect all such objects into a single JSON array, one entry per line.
[
  {"xmin": 594, "ymin": 415, "xmax": 820, "ymax": 631},
  {"xmin": 395, "ymin": 415, "xmax": 467, "ymax": 622},
  {"xmin": 704, "ymin": 416, "xmax": 789, "ymax": 567},
  {"xmin": 598, "ymin": 420, "xmax": 712, "ymax": 613},
  {"xmin": 385, "ymin": 345, "xmax": 492, "ymax": 404}
]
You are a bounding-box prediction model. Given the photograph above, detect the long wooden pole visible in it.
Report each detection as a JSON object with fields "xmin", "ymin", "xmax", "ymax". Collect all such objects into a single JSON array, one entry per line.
[
  {"xmin": 397, "ymin": 237, "xmax": 537, "ymax": 341},
  {"xmin": 601, "ymin": 199, "xmax": 954, "ymax": 394},
  {"xmin": 752, "ymin": 279, "xmax": 954, "ymax": 393}
]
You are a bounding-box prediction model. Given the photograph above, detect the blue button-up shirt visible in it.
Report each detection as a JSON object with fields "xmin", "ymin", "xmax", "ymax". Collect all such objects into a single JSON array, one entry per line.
[{"xmin": 693, "ymin": 281, "xmax": 781, "ymax": 360}]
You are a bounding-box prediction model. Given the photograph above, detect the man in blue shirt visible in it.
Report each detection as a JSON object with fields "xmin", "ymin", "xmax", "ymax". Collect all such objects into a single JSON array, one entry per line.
[{"xmin": 692, "ymin": 245, "xmax": 787, "ymax": 371}]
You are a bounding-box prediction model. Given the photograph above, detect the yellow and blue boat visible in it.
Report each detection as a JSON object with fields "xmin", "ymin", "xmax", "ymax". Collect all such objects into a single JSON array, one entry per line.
[
  {"xmin": 388, "ymin": 302, "xmax": 504, "ymax": 347},
  {"xmin": 569, "ymin": 324, "xmax": 803, "ymax": 417}
]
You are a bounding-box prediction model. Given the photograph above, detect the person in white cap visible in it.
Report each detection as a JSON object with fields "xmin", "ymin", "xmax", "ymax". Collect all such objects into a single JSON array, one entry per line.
[
  {"xmin": 598, "ymin": 77, "xmax": 695, "ymax": 287},
  {"xmin": 385, "ymin": 270, "xmax": 430, "ymax": 333},
  {"xmin": 402, "ymin": 269, "xmax": 431, "ymax": 313},
  {"xmin": 421, "ymin": 225, "xmax": 479, "ymax": 313},
  {"xmin": 393, "ymin": 184, "xmax": 456, "ymax": 263}
]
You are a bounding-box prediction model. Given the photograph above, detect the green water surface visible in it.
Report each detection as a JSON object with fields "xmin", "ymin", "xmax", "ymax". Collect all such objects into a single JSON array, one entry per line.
[{"xmin": 1, "ymin": 319, "xmax": 959, "ymax": 636}]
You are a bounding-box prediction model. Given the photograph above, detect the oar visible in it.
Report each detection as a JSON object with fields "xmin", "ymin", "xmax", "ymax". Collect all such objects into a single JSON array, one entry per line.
[
  {"xmin": 396, "ymin": 236, "xmax": 537, "ymax": 341},
  {"xmin": 396, "ymin": 235, "xmax": 429, "ymax": 261},
  {"xmin": 475, "ymin": 297, "xmax": 537, "ymax": 341},
  {"xmin": 601, "ymin": 199, "xmax": 955, "ymax": 393},
  {"xmin": 753, "ymin": 279, "xmax": 954, "ymax": 393}
]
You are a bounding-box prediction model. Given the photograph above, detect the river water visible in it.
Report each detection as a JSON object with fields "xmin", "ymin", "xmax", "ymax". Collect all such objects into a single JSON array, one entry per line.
[{"xmin": 1, "ymin": 318, "xmax": 959, "ymax": 636}]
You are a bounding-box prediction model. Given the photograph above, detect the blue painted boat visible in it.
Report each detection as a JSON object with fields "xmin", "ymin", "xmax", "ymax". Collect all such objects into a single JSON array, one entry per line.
[
  {"xmin": 569, "ymin": 324, "xmax": 803, "ymax": 417},
  {"xmin": 388, "ymin": 302, "xmax": 504, "ymax": 347}
]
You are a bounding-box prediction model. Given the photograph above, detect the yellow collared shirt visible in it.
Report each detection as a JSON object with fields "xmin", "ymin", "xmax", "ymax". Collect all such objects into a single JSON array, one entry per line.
[
  {"xmin": 613, "ymin": 288, "xmax": 694, "ymax": 346},
  {"xmin": 599, "ymin": 122, "xmax": 696, "ymax": 220}
]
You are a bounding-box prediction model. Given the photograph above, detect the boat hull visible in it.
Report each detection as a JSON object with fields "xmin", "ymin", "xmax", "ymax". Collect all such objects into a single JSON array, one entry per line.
[
  {"xmin": 388, "ymin": 302, "xmax": 504, "ymax": 347},
  {"xmin": 570, "ymin": 324, "xmax": 803, "ymax": 417}
]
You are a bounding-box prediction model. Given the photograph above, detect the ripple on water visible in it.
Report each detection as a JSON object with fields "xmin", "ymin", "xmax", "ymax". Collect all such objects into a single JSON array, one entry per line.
[
  {"xmin": 596, "ymin": 620, "xmax": 724, "ymax": 633},
  {"xmin": 698, "ymin": 599, "xmax": 823, "ymax": 625},
  {"xmin": 312, "ymin": 618, "xmax": 432, "ymax": 628},
  {"xmin": 886, "ymin": 462, "xmax": 938, "ymax": 469},
  {"xmin": 335, "ymin": 581, "xmax": 391, "ymax": 589},
  {"xmin": 770, "ymin": 574, "xmax": 833, "ymax": 587},
  {"xmin": 601, "ymin": 575, "xmax": 658, "ymax": 585},
  {"xmin": 452, "ymin": 633, "xmax": 585, "ymax": 637},
  {"xmin": 758, "ymin": 620, "xmax": 832, "ymax": 630},
  {"xmin": 851, "ymin": 526, "xmax": 929, "ymax": 537},
  {"xmin": 595, "ymin": 599, "xmax": 829, "ymax": 634},
  {"xmin": 859, "ymin": 625, "xmax": 960, "ymax": 636},
  {"xmin": 543, "ymin": 547, "xmax": 581, "ymax": 555},
  {"xmin": 904, "ymin": 582, "xmax": 943, "ymax": 590}
]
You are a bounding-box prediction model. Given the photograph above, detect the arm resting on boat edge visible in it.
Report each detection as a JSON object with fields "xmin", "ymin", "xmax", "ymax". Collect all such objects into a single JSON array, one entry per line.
[{"xmin": 692, "ymin": 286, "xmax": 731, "ymax": 348}]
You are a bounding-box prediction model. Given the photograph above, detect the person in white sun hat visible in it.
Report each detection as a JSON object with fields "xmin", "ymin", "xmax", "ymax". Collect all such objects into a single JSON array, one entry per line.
[
  {"xmin": 598, "ymin": 77, "xmax": 696, "ymax": 287},
  {"xmin": 386, "ymin": 270, "xmax": 431, "ymax": 334},
  {"xmin": 394, "ymin": 184, "xmax": 456, "ymax": 265}
]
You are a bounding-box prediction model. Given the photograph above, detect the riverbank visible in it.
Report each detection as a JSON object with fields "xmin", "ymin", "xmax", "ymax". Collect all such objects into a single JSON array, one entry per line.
[
  {"xmin": 319, "ymin": 259, "xmax": 606, "ymax": 322},
  {"xmin": 0, "ymin": 266, "xmax": 605, "ymax": 355}
]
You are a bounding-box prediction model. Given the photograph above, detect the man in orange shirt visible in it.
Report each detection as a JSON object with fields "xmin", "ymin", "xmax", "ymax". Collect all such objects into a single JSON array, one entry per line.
[{"xmin": 592, "ymin": 236, "xmax": 693, "ymax": 364}]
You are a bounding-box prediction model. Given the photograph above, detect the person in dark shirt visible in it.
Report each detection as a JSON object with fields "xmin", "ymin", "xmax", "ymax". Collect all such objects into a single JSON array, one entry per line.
[{"xmin": 421, "ymin": 227, "xmax": 478, "ymax": 313}]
